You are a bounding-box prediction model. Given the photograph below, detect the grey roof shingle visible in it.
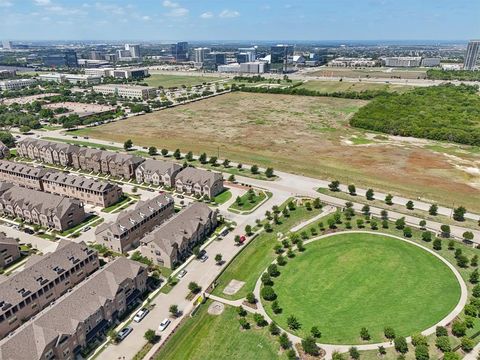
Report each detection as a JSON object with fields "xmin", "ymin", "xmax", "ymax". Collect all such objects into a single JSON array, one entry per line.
[
  {"xmin": 41, "ymin": 171, "xmax": 117, "ymax": 193},
  {"xmin": 0, "ymin": 257, "xmax": 145, "ymax": 360},
  {"xmin": 18, "ymin": 138, "xmax": 80, "ymax": 154},
  {"xmin": 0, "ymin": 161, "xmax": 51, "ymax": 178},
  {"xmin": 176, "ymin": 167, "xmax": 223, "ymax": 187},
  {"xmin": 137, "ymin": 159, "xmax": 182, "ymax": 177},
  {"xmin": 141, "ymin": 202, "xmax": 216, "ymax": 256},
  {"xmin": 0, "ymin": 233, "xmax": 17, "ymax": 247}
]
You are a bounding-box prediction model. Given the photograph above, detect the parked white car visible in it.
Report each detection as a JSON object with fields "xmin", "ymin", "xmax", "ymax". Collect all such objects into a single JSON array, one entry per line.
[
  {"xmin": 158, "ymin": 318, "xmax": 171, "ymax": 332},
  {"xmin": 133, "ymin": 308, "xmax": 149, "ymax": 323}
]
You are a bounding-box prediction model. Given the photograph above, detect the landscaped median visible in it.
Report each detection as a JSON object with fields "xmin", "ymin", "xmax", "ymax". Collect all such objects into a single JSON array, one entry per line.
[{"xmin": 228, "ymin": 188, "xmax": 272, "ymax": 214}]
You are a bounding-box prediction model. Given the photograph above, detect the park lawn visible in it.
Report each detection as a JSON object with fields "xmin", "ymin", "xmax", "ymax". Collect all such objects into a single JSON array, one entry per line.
[
  {"xmin": 265, "ymin": 233, "xmax": 461, "ymax": 344},
  {"xmin": 213, "ymin": 200, "xmax": 323, "ymax": 300},
  {"xmin": 145, "ymin": 74, "xmax": 222, "ymax": 88},
  {"xmin": 308, "ymin": 67, "xmax": 427, "ymax": 79},
  {"xmin": 229, "ymin": 190, "xmax": 266, "ymax": 212},
  {"xmin": 298, "ymin": 80, "xmax": 412, "ymax": 93},
  {"xmin": 213, "ymin": 189, "xmax": 232, "ymax": 204},
  {"xmin": 154, "ymin": 300, "xmax": 287, "ymax": 360}
]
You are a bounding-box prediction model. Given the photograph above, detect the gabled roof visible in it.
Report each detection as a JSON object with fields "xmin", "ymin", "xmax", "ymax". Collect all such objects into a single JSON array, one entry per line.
[
  {"xmin": 41, "ymin": 171, "xmax": 118, "ymax": 193},
  {"xmin": 136, "ymin": 159, "xmax": 182, "ymax": 177},
  {"xmin": 175, "ymin": 167, "xmax": 223, "ymax": 188},
  {"xmin": 0, "ymin": 258, "xmax": 145, "ymax": 360},
  {"xmin": 0, "ymin": 160, "xmax": 51, "ymax": 178}
]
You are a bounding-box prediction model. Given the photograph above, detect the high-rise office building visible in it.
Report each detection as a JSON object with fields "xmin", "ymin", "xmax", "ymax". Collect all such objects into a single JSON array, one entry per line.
[
  {"xmin": 125, "ymin": 44, "xmax": 141, "ymax": 59},
  {"xmin": 270, "ymin": 44, "xmax": 294, "ymax": 73},
  {"xmin": 1, "ymin": 41, "xmax": 12, "ymax": 50},
  {"xmin": 44, "ymin": 51, "xmax": 78, "ymax": 68},
  {"xmin": 238, "ymin": 47, "xmax": 256, "ymax": 63},
  {"xmin": 171, "ymin": 42, "xmax": 189, "ymax": 61},
  {"xmin": 194, "ymin": 47, "xmax": 210, "ymax": 63},
  {"xmin": 464, "ymin": 40, "xmax": 480, "ymax": 70}
]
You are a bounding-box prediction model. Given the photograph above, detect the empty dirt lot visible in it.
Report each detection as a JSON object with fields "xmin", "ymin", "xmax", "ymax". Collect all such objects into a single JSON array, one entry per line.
[{"xmin": 72, "ymin": 92, "xmax": 480, "ymax": 212}]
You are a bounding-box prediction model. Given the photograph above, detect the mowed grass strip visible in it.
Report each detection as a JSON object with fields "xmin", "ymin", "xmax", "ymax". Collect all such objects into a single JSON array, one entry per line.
[
  {"xmin": 265, "ymin": 233, "xmax": 461, "ymax": 344},
  {"xmin": 145, "ymin": 74, "xmax": 222, "ymax": 88},
  {"xmin": 213, "ymin": 201, "xmax": 322, "ymax": 300},
  {"xmin": 154, "ymin": 301, "xmax": 287, "ymax": 360},
  {"xmin": 299, "ymin": 80, "xmax": 412, "ymax": 93}
]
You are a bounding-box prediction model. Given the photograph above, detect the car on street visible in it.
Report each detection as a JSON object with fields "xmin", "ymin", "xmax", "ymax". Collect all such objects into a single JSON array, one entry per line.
[
  {"xmin": 82, "ymin": 226, "xmax": 91, "ymax": 232},
  {"xmin": 199, "ymin": 253, "xmax": 208, "ymax": 262},
  {"xmin": 117, "ymin": 326, "xmax": 133, "ymax": 341},
  {"xmin": 177, "ymin": 194, "xmax": 184, "ymax": 199},
  {"xmin": 23, "ymin": 228, "xmax": 34, "ymax": 235},
  {"xmin": 177, "ymin": 269, "xmax": 187, "ymax": 278},
  {"xmin": 133, "ymin": 308, "xmax": 149, "ymax": 323},
  {"xmin": 72, "ymin": 136, "xmax": 78, "ymax": 139},
  {"xmin": 83, "ymin": 136, "xmax": 89, "ymax": 139},
  {"xmin": 158, "ymin": 318, "xmax": 171, "ymax": 332}
]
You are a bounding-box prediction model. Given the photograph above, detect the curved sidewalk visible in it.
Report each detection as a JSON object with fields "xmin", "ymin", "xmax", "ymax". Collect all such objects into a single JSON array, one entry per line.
[{"xmin": 252, "ymin": 231, "xmax": 468, "ymax": 359}]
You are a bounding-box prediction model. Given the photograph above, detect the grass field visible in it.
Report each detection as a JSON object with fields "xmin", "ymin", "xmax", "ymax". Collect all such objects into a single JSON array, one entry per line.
[
  {"xmin": 213, "ymin": 200, "xmax": 322, "ymax": 300},
  {"xmin": 145, "ymin": 74, "xmax": 222, "ymax": 88},
  {"xmin": 213, "ymin": 189, "xmax": 232, "ymax": 204},
  {"xmin": 229, "ymin": 189, "xmax": 266, "ymax": 212},
  {"xmin": 68, "ymin": 92, "xmax": 480, "ymax": 212},
  {"xmin": 299, "ymin": 80, "xmax": 413, "ymax": 93},
  {"xmin": 308, "ymin": 67, "xmax": 427, "ymax": 79},
  {"xmin": 265, "ymin": 233, "xmax": 461, "ymax": 344},
  {"xmin": 154, "ymin": 300, "xmax": 288, "ymax": 360}
]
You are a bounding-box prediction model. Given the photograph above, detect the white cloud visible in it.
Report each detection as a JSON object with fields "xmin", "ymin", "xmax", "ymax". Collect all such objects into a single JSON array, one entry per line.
[
  {"xmin": 33, "ymin": 0, "xmax": 51, "ymax": 6},
  {"xmin": 200, "ymin": 11, "xmax": 213, "ymax": 19},
  {"xmin": 0, "ymin": 0, "xmax": 13, "ymax": 7},
  {"xmin": 162, "ymin": 0, "xmax": 178, "ymax": 8},
  {"xmin": 95, "ymin": 2, "xmax": 125, "ymax": 15},
  {"xmin": 142, "ymin": 15, "xmax": 151, "ymax": 21},
  {"xmin": 219, "ymin": 9, "xmax": 240, "ymax": 18}
]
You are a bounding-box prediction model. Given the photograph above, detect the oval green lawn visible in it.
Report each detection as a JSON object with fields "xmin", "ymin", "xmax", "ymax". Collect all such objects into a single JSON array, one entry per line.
[{"xmin": 265, "ymin": 233, "xmax": 461, "ymax": 344}]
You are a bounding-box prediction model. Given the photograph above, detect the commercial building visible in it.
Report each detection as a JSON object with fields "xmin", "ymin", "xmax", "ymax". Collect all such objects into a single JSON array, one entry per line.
[
  {"xmin": 240, "ymin": 61, "xmax": 268, "ymax": 74},
  {"xmin": 464, "ymin": 40, "xmax": 480, "ymax": 70},
  {"xmin": 0, "ymin": 69, "xmax": 16, "ymax": 79},
  {"xmin": 0, "ymin": 182, "xmax": 86, "ymax": 231},
  {"xmin": 0, "ymin": 240, "xmax": 98, "ymax": 339},
  {"xmin": 38, "ymin": 73, "xmax": 101, "ymax": 85},
  {"xmin": 421, "ymin": 58, "xmax": 441, "ymax": 67},
  {"xmin": 125, "ymin": 44, "xmax": 141, "ymax": 59},
  {"xmin": 0, "ymin": 257, "xmax": 146, "ymax": 360},
  {"xmin": 217, "ymin": 63, "xmax": 241, "ymax": 73},
  {"xmin": 329, "ymin": 57, "xmax": 377, "ymax": 67},
  {"xmin": 0, "ymin": 233, "xmax": 20, "ymax": 270},
  {"xmin": 1, "ymin": 41, "xmax": 12, "ymax": 50},
  {"xmin": 41, "ymin": 171, "xmax": 123, "ymax": 208},
  {"xmin": 270, "ymin": 44, "xmax": 294, "ymax": 73},
  {"xmin": 171, "ymin": 42, "xmax": 189, "ymax": 61},
  {"xmin": 92, "ymin": 84, "xmax": 157, "ymax": 100},
  {"xmin": 237, "ymin": 47, "xmax": 256, "ymax": 63},
  {"xmin": 43, "ymin": 51, "xmax": 78, "ymax": 68},
  {"xmin": 139, "ymin": 202, "xmax": 218, "ymax": 268},
  {"xmin": 95, "ymin": 194, "xmax": 175, "ymax": 253},
  {"xmin": 0, "ymin": 78, "xmax": 36, "ymax": 91},
  {"xmin": 175, "ymin": 167, "xmax": 224, "ymax": 198},
  {"xmin": 0, "ymin": 142, "xmax": 8, "ymax": 159},
  {"xmin": 383, "ymin": 57, "xmax": 422, "ymax": 67},
  {"xmin": 194, "ymin": 47, "xmax": 210, "ymax": 63},
  {"xmin": 110, "ymin": 68, "xmax": 149, "ymax": 79},
  {"xmin": 135, "ymin": 159, "xmax": 182, "ymax": 188}
]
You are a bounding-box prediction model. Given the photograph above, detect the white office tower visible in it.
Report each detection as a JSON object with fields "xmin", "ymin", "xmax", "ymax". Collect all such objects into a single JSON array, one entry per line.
[{"xmin": 464, "ymin": 40, "xmax": 480, "ymax": 70}]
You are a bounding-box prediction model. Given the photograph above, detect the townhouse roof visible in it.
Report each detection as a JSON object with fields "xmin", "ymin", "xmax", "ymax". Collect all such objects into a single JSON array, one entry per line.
[
  {"xmin": 175, "ymin": 167, "xmax": 223, "ymax": 188},
  {"xmin": 76, "ymin": 147, "xmax": 144, "ymax": 166},
  {"xmin": 0, "ymin": 182, "xmax": 83, "ymax": 219},
  {"xmin": 0, "ymin": 160, "xmax": 51, "ymax": 178},
  {"xmin": 141, "ymin": 202, "xmax": 216, "ymax": 257},
  {"xmin": 0, "ymin": 241, "xmax": 95, "ymax": 318},
  {"xmin": 0, "ymin": 233, "xmax": 17, "ymax": 247},
  {"xmin": 41, "ymin": 171, "xmax": 119, "ymax": 193},
  {"xmin": 136, "ymin": 159, "xmax": 182, "ymax": 177},
  {"xmin": 95, "ymin": 194, "xmax": 174, "ymax": 237},
  {"xmin": 0, "ymin": 257, "xmax": 145, "ymax": 360},
  {"xmin": 18, "ymin": 138, "xmax": 80, "ymax": 154}
]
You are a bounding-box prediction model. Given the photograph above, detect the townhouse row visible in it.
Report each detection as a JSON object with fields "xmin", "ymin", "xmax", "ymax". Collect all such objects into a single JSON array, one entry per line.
[
  {"xmin": 17, "ymin": 139, "xmax": 224, "ymax": 198},
  {"xmin": 0, "ymin": 255, "xmax": 146, "ymax": 360},
  {"xmin": 0, "ymin": 160, "xmax": 123, "ymax": 208},
  {"xmin": 96, "ymin": 194, "xmax": 218, "ymax": 268},
  {"xmin": 0, "ymin": 182, "xmax": 86, "ymax": 231},
  {"xmin": 0, "ymin": 233, "xmax": 21, "ymax": 270},
  {"xmin": 0, "ymin": 241, "xmax": 99, "ymax": 339}
]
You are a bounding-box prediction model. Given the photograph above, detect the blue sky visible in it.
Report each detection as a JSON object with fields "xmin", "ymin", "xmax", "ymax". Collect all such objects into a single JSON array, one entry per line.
[{"xmin": 0, "ymin": 0, "xmax": 478, "ymax": 41}]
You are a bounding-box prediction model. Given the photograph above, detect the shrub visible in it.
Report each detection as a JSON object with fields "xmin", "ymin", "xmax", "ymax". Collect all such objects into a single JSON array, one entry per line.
[
  {"xmin": 237, "ymin": 306, "xmax": 247, "ymax": 317},
  {"xmin": 311, "ymin": 326, "xmax": 322, "ymax": 338},
  {"xmin": 414, "ymin": 344, "xmax": 429, "ymax": 360},
  {"xmin": 279, "ymin": 333, "xmax": 291, "ymax": 349},
  {"xmin": 394, "ymin": 336, "xmax": 408, "ymax": 354},
  {"xmin": 261, "ymin": 272, "xmax": 273, "ymax": 286},
  {"xmin": 268, "ymin": 264, "xmax": 280, "ymax": 277},
  {"xmin": 436, "ymin": 326, "xmax": 448, "ymax": 337},
  {"xmin": 287, "ymin": 315, "xmax": 301, "ymax": 330},
  {"xmin": 435, "ymin": 336, "xmax": 451, "ymax": 352},
  {"xmin": 443, "ymin": 352, "xmax": 460, "ymax": 360},
  {"xmin": 360, "ymin": 327, "xmax": 371, "ymax": 340},
  {"xmin": 421, "ymin": 231, "xmax": 432, "ymax": 242},
  {"xmin": 253, "ymin": 313, "xmax": 267, "ymax": 327},
  {"xmin": 188, "ymin": 282, "xmax": 201, "ymax": 294},
  {"xmin": 384, "ymin": 326, "xmax": 396, "ymax": 340},
  {"xmin": 246, "ymin": 292, "xmax": 256, "ymax": 304},
  {"xmin": 271, "ymin": 300, "xmax": 282, "ymax": 314},
  {"xmin": 349, "ymin": 347, "xmax": 360, "ymax": 360},
  {"xmin": 451, "ymin": 320, "xmax": 467, "ymax": 337},
  {"xmin": 411, "ymin": 333, "xmax": 428, "ymax": 347},
  {"xmin": 261, "ymin": 286, "xmax": 277, "ymax": 301},
  {"xmin": 302, "ymin": 336, "xmax": 320, "ymax": 356},
  {"xmin": 269, "ymin": 322, "xmax": 280, "ymax": 335},
  {"xmin": 472, "ymin": 284, "xmax": 480, "ymax": 297},
  {"xmin": 433, "ymin": 238, "xmax": 442, "ymax": 250},
  {"xmin": 461, "ymin": 336, "xmax": 474, "ymax": 352},
  {"xmin": 239, "ymin": 318, "xmax": 250, "ymax": 329}
]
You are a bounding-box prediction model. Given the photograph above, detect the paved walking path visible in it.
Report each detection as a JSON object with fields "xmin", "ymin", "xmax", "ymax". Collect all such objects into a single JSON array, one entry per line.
[
  {"xmin": 250, "ymin": 231, "xmax": 468, "ymax": 360},
  {"xmin": 290, "ymin": 205, "xmax": 336, "ymax": 232}
]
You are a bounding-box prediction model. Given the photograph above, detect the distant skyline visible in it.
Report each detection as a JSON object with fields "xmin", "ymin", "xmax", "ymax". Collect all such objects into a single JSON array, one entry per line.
[{"xmin": 0, "ymin": 0, "xmax": 479, "ymax": 41}]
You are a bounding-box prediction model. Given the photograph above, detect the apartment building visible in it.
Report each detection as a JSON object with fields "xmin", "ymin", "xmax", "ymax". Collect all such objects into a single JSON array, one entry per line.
[
  {"xmin": 17, "ymin": 138, "xmax": 78, "ymax": 167},
  {"xmin": 135, "ymin": 159, "xmax": 182, "ymax": 188},
  {"xmin": 0, "ymin": 257, "xmax": 146, "ymax": 360},
  {"xmin": 0, "ymin": 182, "xmax": 86, "ymax": 231},
  {"xmin": 0, "ymin": 240, "xmax": 98, "ymax": 339},
  {"xmin": 38, "ymin": 73, "xmax": 101, "ymax": 85},
  {"xmin": 0, "ymin": 160, "xmax": 50, "ymax": 190},
  {"xmin": 140, "ymin": 202, "xmax": 218, "ymax": 268},
  {"xmin": 0, "ymin": 142, "xmax": 10, "ymax": 159},
  {"xmin": 0, "ymin": 78, "xmax": 36, "ymax": 91},
  {"xmin": 92, "ymin": 84, "xmax": 157, "ymax": 100},
  {"xmin": 175, "ymin": 167, "xmax": 224, "ymax": 198},
  {"xmin": 71, "ymin": 147, "xmax": 145, "ymax": 179},
  {"xmin": 95, "ymin": 194, "xmax": 175, "ymax": 253},
  {"xmin": 383, "ymin": 57, "xmax": 422, "ymax": 67},
  {"xmin": 0, "ymin": 233, "xmax": 20, "ymax": 270},
  {"xmin": 41, "ymin": 171, "xmax": 123, "ymax": 208}
]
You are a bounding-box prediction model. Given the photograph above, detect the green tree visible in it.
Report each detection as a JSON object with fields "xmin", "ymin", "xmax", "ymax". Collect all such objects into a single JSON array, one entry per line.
[
  {"xmin": 453, "ymin": 206, "xmax": 466, "ymax": 221},
  {"xmin": 302, "ymin": 336, "xmax": 319, "ymax": 356},
  {"xmin": 250, "ymin": 164, "xmax": 259, "ymax": 174},
  {"xmin": 261, "ymin": 286, "xmax": 277, "ymax": 301},
  {"xmin": 384, "ymin": 327, "xmax": 396, "ymax": 340},
  {"xmin": 366, "ymin": 188, "xmax": 374, "ymax": 200},
  {"xmin": 123, "ymin": 139, "xmax": 133, "ymax": 150},
  {"xmin": 265, "ymin": 167, "xmax": 274, "ymax": 178},
  {"xmin": 237, "ymin": 306, "xmax": 247, "ymax": 317},
  {"xmin": 422, "ymin": 231, "xmax": 432, "ymax": 242},
  {"xmin": 328, "ymin": 180, "xmax": 340, "ymax": 192},
  {"xmin": 19, "ymin": 125, "xmax": 31, "ymax": 133},
  {"xmin": 279, "ymin": 333, "xmax": 291, "ymax": 349},
  {"xmin": 161, "ymin": 148, "xmax": 168, "ymax": 156},
  {"xmin": 419, "ymin": 219, "xmax": 427, "ymax": 229},
  {"xmin": 414, "ymin": 344, "xmax": 429, "ymax": 360},
  {"xmin": 287, "ymin": 315, "xmax": 301, "ymax": 330},
  {"xmin": 433, "ymin": 238, "xmax": 442, "ymax": 250},
  {"xmin": 214, "ymin": 253, "xmax": 222, "ymax": 264},
  {"xmin": 451, "ymin": 320, "xmax": 467, "ymax": 337},
  {"xmin": 406, "ymin": 200, "xmax": 414, "ymax": 210},
  {"xmin": 269, "ymin": 322, "xmax": 280, "ymax": 335},
  {"xmin": 394, "ymin": 336, "xmax": 408, "ymax": 354},
  {"xmin": 349, "ymin": 347, "xmax": 360, "ymax": 360},
  {"xmin": 185, "ymin": 151, "xmax": 194, "ymax": 161},
  {"xmin": 461, "ymin": 336, "xmax": 474, "ymax": 352},
  {"xmin": 199, "ymin": 152, "xmax": 207, "ymax": 163},
  {"xmin": 435, "ymin": 336, "xmax": 451, "ymax": 352},
  {"xmin": 360, "ymin": 327, "xmax": 371, "ymax": 340},
  {"xmin": 440, "ymin": 224, "xmax": 451, "ymax": 238},
  {"xmin": 429, "ymin": 204, "xmax": 438, "ymax": 216},
  {"xmin": 246, "ymin": 292, "xmax": 256, "ymax": 304},
  {"xmin": 463, "ymin": 231, "xmax": 474, "ymax": 242},
  {"xmin": 271, "ymin": 300, "xmax": 282, "ymax": 314},
  {"xmin": 395, "ymin": 217, "xmax": 406, "ymax": 230},
  {"xmin": 348, "ymin": 184, "xmax": 356, "ymax": 195},
  {"xmin": 311, "ymin": 326, "xmax": 322, "ymax": 338},
  {"xmin": 385, "ymin": 194, "xmax": 393, "ymax": 205},
  {"xmin": 188, "ymin": 282, "xmax": 201, "ymax": 294},
  {"xmin": 169, "ymin": 304, "xmax": 178, "ymax": 317},
  {"xmin": 144, "ymin": 329, "xmax": 157, "ymax": 344},
  {"xmin": 173, "ymin": 148, "xmax": 181, "ymax": 159},
  {"xmin": 403, "ymin": 227, "xmax": 412, "ymax": 238},
  {"xmin": 148, "ymin": 146, "xmax": 157, "ymax": 156}
]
